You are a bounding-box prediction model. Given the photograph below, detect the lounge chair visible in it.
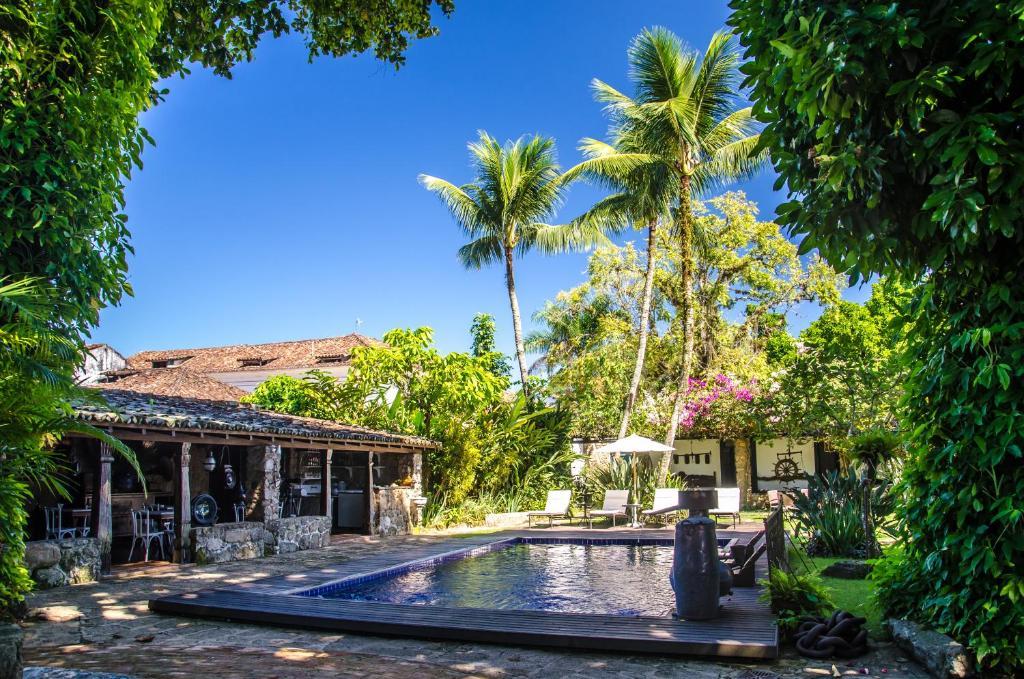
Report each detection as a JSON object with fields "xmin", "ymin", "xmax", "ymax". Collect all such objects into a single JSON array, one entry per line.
[
  {"xmin": 527, "ymin": 489, "xmax": 572, "ymax": 527},
  {"xmin": 641, "ymin": 488, "xmax": 681, "ymax": 525},
  {"xmin": 710, "ymin": 487, "xmax": 741, "ymax": 528},
  {"xmin": 588, "ymin": 489, "xmax": 629, "ymax": 528}
]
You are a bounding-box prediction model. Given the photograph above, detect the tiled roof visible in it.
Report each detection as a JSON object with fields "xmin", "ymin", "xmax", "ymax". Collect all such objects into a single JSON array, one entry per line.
[
  {"xmin": 94, "ymin": 368, "xmax": 247, "ymax": 402},
  {"xmin": 76, "ymin": 389, "xmax": 437, "ymax": 449},
  {"xmin": 127, "ymin": 334, "xmax": 383, "ymax": 373}
]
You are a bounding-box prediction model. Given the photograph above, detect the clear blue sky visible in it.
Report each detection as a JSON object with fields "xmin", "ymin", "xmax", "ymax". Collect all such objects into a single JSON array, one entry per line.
[{"xmin": 94, "ymin": 0, "xmax": 869, "ymax": 358}]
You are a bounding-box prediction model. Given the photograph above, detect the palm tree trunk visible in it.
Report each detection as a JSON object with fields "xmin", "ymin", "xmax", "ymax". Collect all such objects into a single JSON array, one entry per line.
[
  {"xmin": 618, "ymin": 221, "xmax": 658, "ymax": 439},
  {"xmin": 734, "ymin": 437, "xmax": 752, "ymax": 508},
  {"xmin": 661, "ymin": 175, "xmax": 696, "ymax": 485},
  {"xmin": 504, "ymin": 246, "xmax": 530, "ymax": 395}
]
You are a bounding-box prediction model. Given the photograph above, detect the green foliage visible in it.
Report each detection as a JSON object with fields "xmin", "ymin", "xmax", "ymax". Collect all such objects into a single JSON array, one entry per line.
[
  {"xmin": 789, "ymin": 470, "xmax": 894, "ymax": 559},
  {"xmin": 848, "ymin": 429, "xmax": 903, "ymax": 475},
  {"xmin": 0, "ymin": 279, "xmax": 138, "ymax": 620},
  {"xmin": 762, "ymin": 280, "xmax": 910, "ymax": 443},
  {"xmin": 759, "ymin": 568, "xmax": 835, "ymax": 637},
  {"xmin": 730, "ymin": 1, "xmax": 1024, "ymax": 667},
  {"xmin": 247, "ymin": 327, "xmax": 574, "ymax": 524},
  {"xmin": 469, "ymin": 313, "xmax": 510, "ymax": 379}
]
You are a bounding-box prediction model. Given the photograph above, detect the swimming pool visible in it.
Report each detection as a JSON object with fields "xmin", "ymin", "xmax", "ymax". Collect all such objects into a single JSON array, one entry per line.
[
  {"xmin": 152, "ymin": 532, "xmax": 778, "ymax": 658},
  {"xmin": 299, "ymin": 537, "xmax": 732, "ymax": 617}
]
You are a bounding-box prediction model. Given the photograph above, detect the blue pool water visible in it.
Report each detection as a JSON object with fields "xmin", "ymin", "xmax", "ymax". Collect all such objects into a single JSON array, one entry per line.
[{"xmin": 312, "ymin": 541, "xmax": 679, "ymax": 617}]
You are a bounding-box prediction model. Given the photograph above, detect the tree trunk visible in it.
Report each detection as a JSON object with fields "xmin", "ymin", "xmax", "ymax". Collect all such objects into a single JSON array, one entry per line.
[
  {"xmin": 504, "ymin": 246, "xmax": 530, "ymax": 395},
  {"xmin": 661, "ymin": 175, "xmax": 697, "ymax": 484},
  {"xmin": 734, "ymin": 437, "xmax": 752, "ymax": 508},
  {"xmin": 861, "ymin": 466, "xmax": 880, "ymax": 557},
  {"xmin": 618, "ymin": 221, "xmax": 658, "ymax": 439}
]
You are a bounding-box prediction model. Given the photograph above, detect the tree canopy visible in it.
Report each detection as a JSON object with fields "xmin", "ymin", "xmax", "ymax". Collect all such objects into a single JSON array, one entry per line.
[{"xmin": 730, "ymin": 0, "xmax": 1024, "ymax": 669}]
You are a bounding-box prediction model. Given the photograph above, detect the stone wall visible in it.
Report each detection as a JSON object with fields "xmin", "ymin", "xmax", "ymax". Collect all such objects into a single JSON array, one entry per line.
[
  {"xmin": 23, "ymin": 538, "xmax": 101, "ymax": 589},
  {"xmin": 373, "ymin": 487, "xmax": 416, "ymax": 536},
  {"xmin": 191, "ymin": 522, "xmax": 265, "ymax": 565},
  {"xmin": 263, "ymin": 515, "xmax": 330, "ymax": 556}
]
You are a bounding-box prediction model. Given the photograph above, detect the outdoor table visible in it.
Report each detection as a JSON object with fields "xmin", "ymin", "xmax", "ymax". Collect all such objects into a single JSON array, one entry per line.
[{"xmin": 624, "ymin": 502, "xmax": 643, "ymax": 528}]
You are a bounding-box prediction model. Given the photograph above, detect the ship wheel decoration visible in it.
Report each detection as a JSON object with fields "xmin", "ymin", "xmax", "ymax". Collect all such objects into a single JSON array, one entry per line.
[{"xmin": 773, "ymin": 443, "xmax": 803, "ymax": 481}]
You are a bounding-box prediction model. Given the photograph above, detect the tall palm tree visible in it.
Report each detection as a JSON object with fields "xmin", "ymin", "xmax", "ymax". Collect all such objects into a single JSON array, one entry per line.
[
  {"xmin": 572, "ymin": 130, "xmax": 673, "ymax": 440},
  {"xmin": 582, "ymin": 28, "xmax": 765, "ymax": 481},
  {"xmin": 419, "ymin": 132, "xmax": 613, "ymax": 392}
]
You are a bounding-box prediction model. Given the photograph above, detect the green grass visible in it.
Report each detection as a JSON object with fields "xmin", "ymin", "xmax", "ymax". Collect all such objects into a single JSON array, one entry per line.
[{"xmin": 788, "ymin": 548, "xmax": 886, "ymax": 638}]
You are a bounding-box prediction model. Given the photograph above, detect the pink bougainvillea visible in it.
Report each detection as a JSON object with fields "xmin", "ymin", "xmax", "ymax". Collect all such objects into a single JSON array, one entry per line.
[{"xmin": 678, "ymin": 373, "xmax": 757, "ymax": 434}]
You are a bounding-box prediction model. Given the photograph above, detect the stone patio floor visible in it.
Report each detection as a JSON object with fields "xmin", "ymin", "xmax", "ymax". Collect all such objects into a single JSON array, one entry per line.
[{"xmin": 20, "ymin": 528, "xmax": 929, "ymax": 678}]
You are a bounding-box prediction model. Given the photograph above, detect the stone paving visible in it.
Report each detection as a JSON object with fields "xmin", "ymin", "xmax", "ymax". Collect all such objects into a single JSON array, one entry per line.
[{"xmin": 20, "ymin": 528, "xmax": 930, "ymax": 679}]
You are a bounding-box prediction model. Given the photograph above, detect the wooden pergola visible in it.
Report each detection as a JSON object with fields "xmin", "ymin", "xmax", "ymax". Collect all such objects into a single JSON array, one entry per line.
[{"xmin": 72, "ymin": 389, "xmax": 438, "ymax": 570}]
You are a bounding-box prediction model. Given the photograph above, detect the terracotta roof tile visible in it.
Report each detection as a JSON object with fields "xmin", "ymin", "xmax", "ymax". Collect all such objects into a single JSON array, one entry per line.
[
  {"xmin": 76, "ymin": 389, "xmax": 437, "ymax": 449},
  {"xmin": 94, "ymin": 368, "xmax": 247, "ymax": 401},
  {"xmin": 127, "ymin": 333, "xmax": 383, "ymax": 373}
]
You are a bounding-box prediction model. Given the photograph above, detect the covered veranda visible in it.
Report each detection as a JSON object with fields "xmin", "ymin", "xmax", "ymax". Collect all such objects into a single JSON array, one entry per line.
[{"xmin": 26, "ymin": 390, "xmax": 437, "ymax": 573}]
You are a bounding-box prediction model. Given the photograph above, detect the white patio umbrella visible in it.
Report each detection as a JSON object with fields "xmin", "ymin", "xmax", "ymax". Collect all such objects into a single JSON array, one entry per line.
[{"xmin": 593, "ymin": 435, "xmax": 676, "ymax": 526}]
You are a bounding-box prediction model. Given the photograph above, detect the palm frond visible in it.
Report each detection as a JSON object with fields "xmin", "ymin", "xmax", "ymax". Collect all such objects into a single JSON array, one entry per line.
[
  {"xmin": 528, "ymin": 221, "xmax": 612, "ymax": 255},
  {"xmin": 418, "ymin": 175, "xmax": 484, "ymax": 236},
  {"xmin": 457, "ymin": 234, "xmax": 503, "ymax": 269}
]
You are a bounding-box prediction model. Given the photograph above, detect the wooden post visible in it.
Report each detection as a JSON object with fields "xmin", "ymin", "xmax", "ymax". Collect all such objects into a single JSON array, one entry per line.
[
  {"xmin": 320, "ymin": 448, "xmax": 332, "ymax": 520},
  {"xmin": 96, "ymin": 443, "xmax": 114, "ymax": 573},
  {"xmin": 365, "ymin": 451, "xmax": 376, "ymax": 535},
  {"xmin": 174, "ymin": 443, "xmax": 192, "ymax": 563}
]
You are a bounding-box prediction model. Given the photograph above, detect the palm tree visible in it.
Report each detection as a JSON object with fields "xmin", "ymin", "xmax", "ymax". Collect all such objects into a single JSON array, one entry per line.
[
  {"xmin": 419, "ymin": 132, "xmax": 612, "ymax": 392},
  {"xmin": 580, "ymin": 28, "xmax": 765, "ymax": 481},
  {"xmin": 571, "ymin": 131, "xmax": 673, "ymax": 440}
]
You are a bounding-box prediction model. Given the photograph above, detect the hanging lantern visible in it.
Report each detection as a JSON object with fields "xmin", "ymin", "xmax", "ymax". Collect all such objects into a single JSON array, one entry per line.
[{"xmin": 203, "ymin": 449, "xmax": 216, "ymax": 472}]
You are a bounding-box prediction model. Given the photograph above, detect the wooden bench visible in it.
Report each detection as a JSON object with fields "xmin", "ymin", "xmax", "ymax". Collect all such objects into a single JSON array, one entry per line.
[{"xmin": 730, "ymin": 507, "xmax": 787, "ymax": 587}]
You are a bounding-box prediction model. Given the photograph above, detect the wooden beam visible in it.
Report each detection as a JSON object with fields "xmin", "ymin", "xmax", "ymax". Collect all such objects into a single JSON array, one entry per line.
[
  {"xmin": 174, "ymin": 443, "xmax": 192, "ymax": 563},
  {"xmin": 365, "ymin": 452, "xmax": 376, "ymax": 535},
  {"xmin": 320, "ymin": 449, "xmax": 332, "ymax": 520},
  {"xmin": 65, "ymin": 426, "xmax": 434, "ymax": 453},
  {"xmin": 97, "ymin": 443, "xmax": 114, "ymax": 573}
]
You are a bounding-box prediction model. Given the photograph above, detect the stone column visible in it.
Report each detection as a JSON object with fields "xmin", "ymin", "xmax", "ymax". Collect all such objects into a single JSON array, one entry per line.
[
  {"xmin": 96, "ymin": 443, "xmax": 114, "ymax": 574},
  {"xmin": 174, "ymin": 443, "xmax": 192, "ymax": 563},
  {"xmin": 261, "ymin": 445, "xmax": 282, "ymax": 521},
  {"xmin": 411, "ymin": 452, "xmax": 423, "ymax": 494},
  {"xmin": 319, "ymin": 449, "xmax": 332, "ymax": 521}
]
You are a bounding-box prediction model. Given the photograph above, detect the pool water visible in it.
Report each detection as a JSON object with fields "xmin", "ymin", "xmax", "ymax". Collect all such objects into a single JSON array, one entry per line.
[{"xmin": 316, "ymin": 542, "xmax": 677, "ymax": 617}]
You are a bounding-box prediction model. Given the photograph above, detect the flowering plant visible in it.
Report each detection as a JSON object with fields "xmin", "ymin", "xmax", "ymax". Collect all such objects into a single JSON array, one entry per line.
[{"xmin": 677, "ymin": 373, "xmax": 758, "ymax": 436}]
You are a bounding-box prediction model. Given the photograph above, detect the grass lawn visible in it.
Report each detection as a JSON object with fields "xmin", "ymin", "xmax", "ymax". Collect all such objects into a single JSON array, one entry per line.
[{"xmin": 788, "ymin": 549, "xmax": 886, "ymax": 638}]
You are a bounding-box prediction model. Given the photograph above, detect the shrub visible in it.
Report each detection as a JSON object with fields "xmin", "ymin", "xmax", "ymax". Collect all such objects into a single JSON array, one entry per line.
[
  {"xmin": 790, "ymin": 470, "xmax": 894, "ymax": 558},
  {"xmin": 759, "ymin": 568, "xmax": 835, "ymax": 638}
]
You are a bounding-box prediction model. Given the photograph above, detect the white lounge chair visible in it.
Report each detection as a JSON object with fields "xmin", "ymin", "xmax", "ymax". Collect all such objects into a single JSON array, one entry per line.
[
  {"xmin": 527, "ymin": 489, "xmax": 572, "ymax": 527},
  {"xmin": 710, "ymin": 487, "xmax": 741, "ymax": 528},
  {"xmin": 588, "ymin": 489, "xmax": 629, "ymax": 528},
  {"xmin": 641, "ymin": 488, "xmax": 681, "ymax": 525}
]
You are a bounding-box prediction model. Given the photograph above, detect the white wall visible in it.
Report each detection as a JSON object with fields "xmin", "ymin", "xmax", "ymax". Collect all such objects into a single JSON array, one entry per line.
[
  {"xmin": 754, "ymin": 438, "xmax": 816, "ymax": 491},
  {"xmin": 670, "ymin": 438, "xmax": 721, "ymax": 481},
  {"xmin": 209, "ymin": 365, "xmax": 350, "ymax": 393},
  {"xmin": 76, "ymin": 345, "xmax": 127, "ymax": 385}
]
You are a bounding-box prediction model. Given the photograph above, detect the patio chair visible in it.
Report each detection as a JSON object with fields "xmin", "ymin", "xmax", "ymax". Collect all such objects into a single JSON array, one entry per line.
[
  {"xmin": 641, "ymin": 488, "xmax": 681, "ymax": 525},
  {"xmin": 710, "ymin": 487, "xmax": 741, "ymax": 528},
  {"xmin": 587, "ymin": 489, "xmax": 629, "ymax": 528},
  {"xmin": 44, "ymin": 505, "xmax": 76, "ymax": 540},
  {"xmin": 527, "ymin": 489, "xmax": 572, "ymax": 527},
  {"xmin": 128, "ymin": 508, "xmax": 165, "ymax": 562}
]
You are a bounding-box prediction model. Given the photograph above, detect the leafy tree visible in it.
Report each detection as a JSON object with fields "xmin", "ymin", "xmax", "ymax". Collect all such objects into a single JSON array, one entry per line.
[
  {"xmin": 469, "ymin": 312, "xmax": 510, "ymax": 379},
  {"xmin": 246, "ymin": 328, "xmax": 572, "ymax": 512},
  {"xmin": 0, "ymin": 279, "xmax": 137, "ymax": 620},
  {"xmin": 575, "ymin": 28, "xmax": 765, "ymax": 460},
  {"xmin": 730, "ymin": 0, "xmax": 1024, "ymax": 667},
  {"xmin": 419, "ymin": 132, "xmax": 612, "ymax": 393}
]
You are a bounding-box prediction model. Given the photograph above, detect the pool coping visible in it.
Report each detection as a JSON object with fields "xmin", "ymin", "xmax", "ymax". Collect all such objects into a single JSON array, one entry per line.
[{"xmin": 149, "ymin": 530, "xmax": 778, "ymax": 659}]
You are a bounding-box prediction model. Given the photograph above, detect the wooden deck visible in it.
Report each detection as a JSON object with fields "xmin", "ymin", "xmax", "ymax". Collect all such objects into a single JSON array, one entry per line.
[{"xmin": 149, "ymin": 530, "xmax": 778, "ymax": 659}]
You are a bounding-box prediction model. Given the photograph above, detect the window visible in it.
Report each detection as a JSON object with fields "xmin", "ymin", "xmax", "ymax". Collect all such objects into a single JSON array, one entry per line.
[
  {"xmin": 238, "ymin": 357, "xmax": 272, "ymax": 367},
  {"xmin": 315, "ymin": 353, "xmax": 349, "ymax": 364},
  {"xmin": 151, "ymin": 357, "xmax": 188, "ymax": 368}
]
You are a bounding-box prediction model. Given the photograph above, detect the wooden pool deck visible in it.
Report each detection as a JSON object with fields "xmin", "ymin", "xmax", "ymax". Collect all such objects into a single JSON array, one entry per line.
[{"xmin": 149, "ymin": 529, "xmax": 778, "ymax": 659}]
